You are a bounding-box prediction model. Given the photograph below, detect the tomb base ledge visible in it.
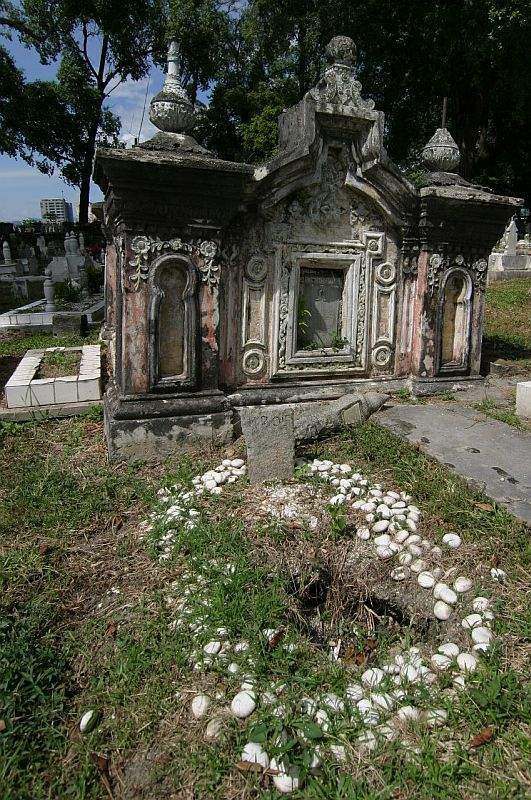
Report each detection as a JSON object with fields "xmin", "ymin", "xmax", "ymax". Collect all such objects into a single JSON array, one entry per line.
[
  {"xmin": 105, "ymin": 402, "xmax": 234, "ymax": 464},
  {"xmin": 105, "ymin": 374, "xmax": 485, "ymax": 461}
]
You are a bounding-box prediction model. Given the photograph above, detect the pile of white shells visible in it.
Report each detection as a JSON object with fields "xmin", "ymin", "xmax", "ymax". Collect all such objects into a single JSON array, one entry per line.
[
  {"xmin": 145, "ymin": 456, "xmax": 502, "ymax": 794},
  {"xmin": 259, "ymin": 484, "xmax": 321, "ymax": 529},
  {"xmin": 140, "ymin": 458, "xmax": 246, "ymax": 559}
]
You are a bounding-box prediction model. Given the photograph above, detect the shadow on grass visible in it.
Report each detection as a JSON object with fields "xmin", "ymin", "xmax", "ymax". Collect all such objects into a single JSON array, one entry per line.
[{"xmin": 481, "ymin": 334, "xmax": 531, "ymax": 373}]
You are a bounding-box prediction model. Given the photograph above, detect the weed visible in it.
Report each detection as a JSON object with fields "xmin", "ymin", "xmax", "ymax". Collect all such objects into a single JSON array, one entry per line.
[
  {"xmin": 474, "ymin": 398, "xmax": 525, "ymax": 429},
  {"xmin": 395, "ymin": 387, "xmax": 412, "ymax": 400},
  {"xmin": 439, "ymin": 390, "xmax": 456, "ymax": 402}
]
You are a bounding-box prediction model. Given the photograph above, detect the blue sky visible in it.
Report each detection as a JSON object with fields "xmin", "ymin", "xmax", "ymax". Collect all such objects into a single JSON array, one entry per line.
[{"xmin": 0, "ymin": 34, "xmax": 166, "ymax": 221}]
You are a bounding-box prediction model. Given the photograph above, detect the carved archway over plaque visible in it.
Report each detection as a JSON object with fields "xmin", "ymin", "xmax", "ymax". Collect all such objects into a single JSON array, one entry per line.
[{"xmin": 271, "ymin": 228, "xmax": 393, "ymax": 379}]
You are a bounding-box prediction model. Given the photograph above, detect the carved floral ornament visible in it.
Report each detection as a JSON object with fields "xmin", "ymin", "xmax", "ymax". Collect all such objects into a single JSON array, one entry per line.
[
  {"xmin": 427, "ymin": 252, "xmax": 488, "ymax": 296},
  {"xmin": 128, "ymin": 235, "xmax": 220, "ymax": 290},
  {"xmin": 310, "ymin": 36, "xmax": 375, "ymax": 113}
]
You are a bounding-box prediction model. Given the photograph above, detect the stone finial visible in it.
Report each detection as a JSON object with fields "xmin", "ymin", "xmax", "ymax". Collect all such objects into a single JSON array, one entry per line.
[
  {"xmin": 44, "ymin": 267, "xmax": 56, "ymax": 313},
  {"xmin": 421, "ymin": 127, "xmax": 461, "ymax": 173},
  {"xmin": 310, "ymin": 36, "xmax": 374, "ymax": 113},
  {"xmin": 325, "ymin": 36, "xmax": 357, "ymax": 68},
  {"xmin": 149, "ymin": 41, "xmax": 195, "ymax": 134}
]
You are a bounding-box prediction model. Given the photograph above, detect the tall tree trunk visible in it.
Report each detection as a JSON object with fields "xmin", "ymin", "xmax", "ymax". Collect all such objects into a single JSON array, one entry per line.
[
  {"xmin": 79, "ymin": 37, "xmax": 109, "ymax": 225},
  {"xmin": 78, "ymin": 115, "xmax": 100, "ymax": 225}
]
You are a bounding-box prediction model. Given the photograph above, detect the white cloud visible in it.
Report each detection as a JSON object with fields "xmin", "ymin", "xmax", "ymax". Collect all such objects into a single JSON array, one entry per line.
[
  {"xmin": 108, "ymin": 67, "xmax": 164, "ymax": 145},
  {"xmin": 0, "ymin": 169, "xmax": 48, "ymax": 180}
]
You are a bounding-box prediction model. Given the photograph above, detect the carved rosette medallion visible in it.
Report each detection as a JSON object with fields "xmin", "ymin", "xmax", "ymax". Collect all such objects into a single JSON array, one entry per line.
[
  {"xmin": 372, "ymin": 344, "xmax": 393, "ymax": 367},
  {"xmin": 245, "ymin": 255, "xmax": 268, "ymax": 283},
  {"xmin": 242, "ymin": 348, "xmax": 266, "ymax": 376},
  {"xmin": 128, "ymin": 235, "xmax": 220, "ymax": 290},
  {"xmin": 376, "ymin": 262, "xmax": 396, "ymax": 286}
]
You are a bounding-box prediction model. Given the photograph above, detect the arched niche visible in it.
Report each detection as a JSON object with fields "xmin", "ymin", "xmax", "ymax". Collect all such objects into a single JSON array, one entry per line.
[
  {"xmin": 149, "ymin": 256, "xmax": 197, "ymax": 390},
  {"xmin": 437, "ymin": 269, "xmax": 472, "ymax": 374}
]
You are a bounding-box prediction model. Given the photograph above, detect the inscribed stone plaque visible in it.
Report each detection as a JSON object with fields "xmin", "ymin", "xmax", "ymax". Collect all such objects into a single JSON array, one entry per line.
[
  {"xmin": 297, "ymin": 267, "xmax": 343, "ymax": 350},
  {"xmin": 240, "ymin": 406, "xmax": 294, "ymax": 484},
  {"xmin": 158, "ymin": 264, "xmax": 186, "ymax": 378},
  {"xmin": 244, "ymin": 286, "xmax": 264, "ymax": 344}
]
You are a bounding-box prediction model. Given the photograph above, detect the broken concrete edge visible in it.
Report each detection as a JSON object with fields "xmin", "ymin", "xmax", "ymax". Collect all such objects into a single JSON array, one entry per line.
[
  {"xmin": 292, "ymin": 391, "xmax": 389, "ymax": 442},
  {"xmin": 0, "ymin": 400, "xmax": 102, "ymax": 423}
]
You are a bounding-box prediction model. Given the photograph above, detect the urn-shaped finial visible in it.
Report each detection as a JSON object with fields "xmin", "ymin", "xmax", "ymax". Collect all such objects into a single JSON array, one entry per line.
[
  {"xmin": 325, "ymin": 36, "xmax": 357, "ymax": 68},
  {"xmin": 421, "ymin": 127, "xmax": 461, "ymax": 173},
  {"xmin": 149, "ymin": 41, "xmax": 195, "ymax": 134}
]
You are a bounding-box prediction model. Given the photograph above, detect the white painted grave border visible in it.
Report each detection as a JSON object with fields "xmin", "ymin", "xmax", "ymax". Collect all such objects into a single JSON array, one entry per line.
[{"xmin": 5, "ymin": 345, "xmax": 102, "ymax": 408}]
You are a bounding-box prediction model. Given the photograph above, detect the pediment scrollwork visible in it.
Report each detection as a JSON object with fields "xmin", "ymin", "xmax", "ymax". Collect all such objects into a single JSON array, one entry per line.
[{"xmin": 128, "ymin": 235, "xmax": 220, "ymax": 290}]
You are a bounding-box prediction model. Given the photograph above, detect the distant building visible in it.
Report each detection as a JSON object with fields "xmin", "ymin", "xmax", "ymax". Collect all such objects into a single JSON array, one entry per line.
[{"xmin": 40, "ymin": 198, "xmax": 74, "ymax": 223}]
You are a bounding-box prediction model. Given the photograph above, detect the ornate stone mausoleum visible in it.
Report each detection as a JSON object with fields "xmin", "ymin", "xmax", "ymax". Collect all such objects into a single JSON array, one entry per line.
[{"xmin": 94, "ymin": 37, "xmax": 521, "ymax": 461}]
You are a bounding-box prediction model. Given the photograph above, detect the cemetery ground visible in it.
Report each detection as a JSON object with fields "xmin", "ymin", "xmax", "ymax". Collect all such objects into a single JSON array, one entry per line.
[{"xmin": 0, "ymin": 281, "xmax": 530, "ymax": 800}]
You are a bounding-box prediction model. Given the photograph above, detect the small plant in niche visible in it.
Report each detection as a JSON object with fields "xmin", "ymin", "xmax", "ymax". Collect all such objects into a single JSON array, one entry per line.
[{"xmin": 330, "ymin": 332, "xmax": 349, "ymax": 350}]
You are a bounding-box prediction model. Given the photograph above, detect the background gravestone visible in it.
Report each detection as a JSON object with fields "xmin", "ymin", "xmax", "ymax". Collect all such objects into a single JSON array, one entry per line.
[
  {"xmin": 240, "ymin": 406, "xmax": 294, "ymax": 483},
  {"xmin": 53, "ymin": 312, "xmax": 84, "ymax": 336}
]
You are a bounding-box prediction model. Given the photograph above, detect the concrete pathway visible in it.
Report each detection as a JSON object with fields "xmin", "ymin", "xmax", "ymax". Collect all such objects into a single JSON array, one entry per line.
[{"xmin": 376, "ymin": 403, "xmax": 531, "ymax": 525}]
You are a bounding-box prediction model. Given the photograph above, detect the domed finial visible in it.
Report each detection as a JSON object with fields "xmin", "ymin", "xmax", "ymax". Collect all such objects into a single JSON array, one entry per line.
[
  {"xmin": 148, "ymin": 41, "xmax": 195, "ymax": 134},
  {"xmin": 421, "ymin": 127, "xmax": 461, "ymax": 173},
  {"xmin": 325, "ymin": 36, "xmax": 356, "ymax": 68},
  {"xmin": 421, "ymin": 100, "xmax": 460, "ymax": 172}
]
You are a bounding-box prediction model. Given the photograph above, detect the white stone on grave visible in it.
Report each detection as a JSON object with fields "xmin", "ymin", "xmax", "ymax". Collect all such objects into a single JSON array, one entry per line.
[
  {"xmin": 0, "ymin": 240, "xmax": 16, "ymax": 277},
  {"xmin": 516, "ymin": 381, "xmax": 531, "ymax": 419},
  {"xmin": 3, "ymin": 240, "xmax": 12, "ymax": 264}
]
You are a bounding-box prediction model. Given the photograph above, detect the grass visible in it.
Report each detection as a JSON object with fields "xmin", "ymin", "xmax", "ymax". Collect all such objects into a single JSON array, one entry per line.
[
  {"xmin": 0, "ymin": 329, "xmax": 99, "ymax": 358},
  {"xmin": 1, "ymin": 414, "xmax": 529, "ymax": 800},
  {"xmin": 0, "ymin": 284, "xmax": 529, "ymax": 798},
  {"xmin": 483, "ymin": 278, "xmax": 531, "ymax": 366},
  {"xmin": 473, "ymin": 398, "xmax": 526, "ymax": 430},
  {"xmin": 38, "ymin": 349, "xmax": 82, "ymax": 378}
]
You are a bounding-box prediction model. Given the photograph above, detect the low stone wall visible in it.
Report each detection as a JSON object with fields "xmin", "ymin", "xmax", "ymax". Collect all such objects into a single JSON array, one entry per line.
[{"xmin": 0, "ymin": 297, "xmax": 104, "ymax": 331}]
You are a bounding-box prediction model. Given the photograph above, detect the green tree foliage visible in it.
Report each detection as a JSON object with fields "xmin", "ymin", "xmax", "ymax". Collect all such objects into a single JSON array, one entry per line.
[
  {"xmin": 0, "ymin": 4, "xmax": 75, "ymax": 174},
  {"xmin": 1, "ymin": 0, "xmax": 529, "ymax": 219},
  {"xmin": 1, "ymin": 0, "xmax": 167, "ymax": 223},
  {"xmin": 199, "ymin": 0, "xmax": 530, "ymax": 200}
]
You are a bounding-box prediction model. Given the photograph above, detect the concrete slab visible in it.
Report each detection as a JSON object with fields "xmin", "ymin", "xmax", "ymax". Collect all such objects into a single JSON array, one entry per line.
[{"xmin": 376, "ymin": 403, "xmax": 531, "ymax": 525}]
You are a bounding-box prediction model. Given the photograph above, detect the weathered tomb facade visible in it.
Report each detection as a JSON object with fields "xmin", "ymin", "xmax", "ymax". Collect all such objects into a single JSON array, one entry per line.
[{"xmin": 94, "ymin": 37, "xmax": 521, "ymax": 461}]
